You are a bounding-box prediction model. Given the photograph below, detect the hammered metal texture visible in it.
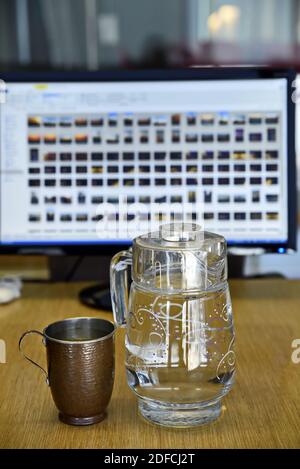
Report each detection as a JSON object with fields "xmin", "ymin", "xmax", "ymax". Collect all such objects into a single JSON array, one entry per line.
[{"xmin": 46, "ymin": 337, "xmax": 114, "ymax": 420}]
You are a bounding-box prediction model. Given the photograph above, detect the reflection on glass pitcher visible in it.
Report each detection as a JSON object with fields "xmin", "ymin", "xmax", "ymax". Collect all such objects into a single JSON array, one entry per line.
[{"xmin": 110, "ymin": 223, "xmax": 235, "ymax": 427}]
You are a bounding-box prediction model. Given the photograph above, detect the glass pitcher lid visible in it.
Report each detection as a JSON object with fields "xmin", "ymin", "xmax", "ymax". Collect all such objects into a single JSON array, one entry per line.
[{"xmin": 135, "ymin": 223, "xmax": 225, "ymax": 251}]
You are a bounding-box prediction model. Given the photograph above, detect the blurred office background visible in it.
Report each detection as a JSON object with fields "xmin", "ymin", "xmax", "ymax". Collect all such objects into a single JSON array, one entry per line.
[
  {"xmin": 1, "ymin": 0, "xmax": 300, "ymax": 278},
  {"xmin": 2, "ymin": 0, "xmax": 300, "ymax": 70},
  {"xmin": 0, "ymin": 0, "xmax": 300, "ymax": 69}
]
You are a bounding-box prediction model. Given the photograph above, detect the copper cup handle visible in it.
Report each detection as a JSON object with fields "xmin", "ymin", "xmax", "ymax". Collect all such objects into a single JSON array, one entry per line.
[{"xmin": 19, "ymin": 330, "xmax": 49, "ymax": 385}]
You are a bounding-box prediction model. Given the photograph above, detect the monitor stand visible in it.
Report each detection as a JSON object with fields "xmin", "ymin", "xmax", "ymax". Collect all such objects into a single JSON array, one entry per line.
[
  {"xmin": 48, "ymin": 255, "xmax": 113, "ymax": 311},
  {"xmin": 78, "ymin": 284, "xmax": 112, "ymax": 311},
  {"xmin": 228, "ymin": 254, "xmax": 245, "ymax": 278}
]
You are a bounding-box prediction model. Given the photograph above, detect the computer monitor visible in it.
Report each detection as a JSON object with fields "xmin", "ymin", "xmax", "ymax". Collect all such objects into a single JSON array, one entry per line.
[{"xmin": 0, "ymin": 68, "xmax": 297, "ymax": 255}]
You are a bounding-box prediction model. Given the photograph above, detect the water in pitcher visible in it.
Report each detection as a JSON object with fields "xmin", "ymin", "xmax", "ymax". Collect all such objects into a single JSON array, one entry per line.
[{"xmin": 126, "ymin": 284, "xmax": 235, "ymax": 405}]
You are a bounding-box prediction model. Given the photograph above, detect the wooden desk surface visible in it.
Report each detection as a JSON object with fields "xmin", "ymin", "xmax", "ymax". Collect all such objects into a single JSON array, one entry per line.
[{"xmin": 0, "ymin": 280, "xmax": 300, "ymax": 449}]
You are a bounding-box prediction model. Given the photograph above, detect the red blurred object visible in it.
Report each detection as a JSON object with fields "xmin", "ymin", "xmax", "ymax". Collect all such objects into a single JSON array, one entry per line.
[{"xmin": 120, "ymin": 40, "xmax": 300, "ymax": 71}]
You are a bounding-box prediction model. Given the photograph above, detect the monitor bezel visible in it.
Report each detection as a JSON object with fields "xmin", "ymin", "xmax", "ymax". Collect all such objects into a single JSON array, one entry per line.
[{"xmin": 0, "ymin": 67, "xmax": 297, "ymax": 255}]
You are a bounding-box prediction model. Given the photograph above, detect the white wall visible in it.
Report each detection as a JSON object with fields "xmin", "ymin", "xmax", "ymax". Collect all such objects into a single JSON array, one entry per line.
[{"xmin": 245, "ymin": 229, "xmax": 300, "ymax": 278}]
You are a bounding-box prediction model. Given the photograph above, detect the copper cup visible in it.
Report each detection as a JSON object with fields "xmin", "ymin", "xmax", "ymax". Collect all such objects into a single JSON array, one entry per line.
[{"xmin": 19, "ymin": 317, "xmax": 115, "ymax": 426}]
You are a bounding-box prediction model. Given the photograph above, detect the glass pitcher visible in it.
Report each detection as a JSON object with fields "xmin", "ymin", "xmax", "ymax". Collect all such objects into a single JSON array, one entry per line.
[{"xmin": 110, "ymin": 223, "xmax": 235, "ymax": 427}]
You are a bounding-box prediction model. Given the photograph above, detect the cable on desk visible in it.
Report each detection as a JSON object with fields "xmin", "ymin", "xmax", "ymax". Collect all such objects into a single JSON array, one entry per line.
[{"xmin": 64, "ymin": 256, "xmax": 84, "ymax": 282}]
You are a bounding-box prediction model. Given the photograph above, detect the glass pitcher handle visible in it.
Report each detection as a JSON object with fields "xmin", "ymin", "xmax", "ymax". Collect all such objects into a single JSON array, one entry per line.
[{"xmin": 110, "ymin": 249, "xmax": 132, "ymax": 326}]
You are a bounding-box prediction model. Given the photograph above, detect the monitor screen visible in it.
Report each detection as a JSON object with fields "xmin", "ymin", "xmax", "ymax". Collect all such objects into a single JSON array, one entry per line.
[{"xmin": 0, "ymin": 70, "xmax": 296, "ymax": 252}]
